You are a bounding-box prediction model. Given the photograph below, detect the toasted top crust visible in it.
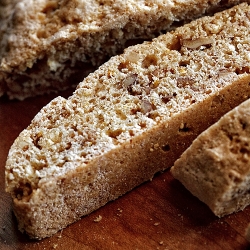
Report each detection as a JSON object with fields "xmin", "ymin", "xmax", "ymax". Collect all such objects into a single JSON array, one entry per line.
[{"xmin": 5, "ymin": 3, "xmax": 250, "ymax": 198}]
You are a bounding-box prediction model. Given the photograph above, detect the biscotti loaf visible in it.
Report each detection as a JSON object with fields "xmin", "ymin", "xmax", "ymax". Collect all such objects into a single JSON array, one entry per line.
[
  {"xmin": 5, "ymin": 3, "xmax": 250, "ymax": 239},
  {"xmin": 0, "ymin": 0, "xmax": 248, "ymax": 100},
  {"xmin": 171, "ymin": 98, "xmax": 250, "ymax": 217}
]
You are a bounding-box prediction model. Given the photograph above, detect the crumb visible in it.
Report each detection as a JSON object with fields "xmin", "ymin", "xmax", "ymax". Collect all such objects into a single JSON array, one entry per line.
[
  {"xmin": 94, "ymin": 215, "xmax": 102, "ymax": 222},
  {"xmin": 117, "ymin": 208, "xmax": 123, "ymax": 213},
  {"xmin": 154, "ymin": 222, "xmax": 160, "ymax": 226},
  {"xmin": 2, "ymin": 226, "xmax": 6, "ymax": 230},
  {"xmin": 52, "ymin": 244, "xmax": 58, "ymax": 249},
  {"xmin": 159, "ymin": 241, "xmax": 164, "ymax": 245}
]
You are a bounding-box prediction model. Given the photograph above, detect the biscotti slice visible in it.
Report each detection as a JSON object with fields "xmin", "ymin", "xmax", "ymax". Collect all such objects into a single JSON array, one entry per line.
[
  {"xmin": 0, "ymin": 0, "xmax": 248, "ymax": 100},
  {"xmin": 5, "ymin": 3, "xmax": 250, "ymax": 239},
  {"xmin": 171, "ymin": 98, "xmax": 250, "ymax": 217}
]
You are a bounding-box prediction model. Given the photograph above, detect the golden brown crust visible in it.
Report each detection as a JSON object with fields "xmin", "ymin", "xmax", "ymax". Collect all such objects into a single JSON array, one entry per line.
[
  {"xmin": 5, "ymin": 3, "xmax": 250, "ymax": 238},
  {"xmin": 0, "ymin": 0, "xmax": 248, "ymax": 99}
]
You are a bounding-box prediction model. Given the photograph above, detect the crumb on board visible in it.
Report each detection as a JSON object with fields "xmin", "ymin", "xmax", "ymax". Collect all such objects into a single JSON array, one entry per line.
[
  {"xmin": 94, "ymin": 215, "xmax": 102, "ymax": 222},
  {"xmin": 52, "ymin": 244, "xmax": 58, "ymax": 249},
  {"xmin": 154, "ymin": 222, "xmax": 160, "ymax": 226},
  {"xmin": 117, "ymin": 208, "xmax": 123, "ymax": 216}
]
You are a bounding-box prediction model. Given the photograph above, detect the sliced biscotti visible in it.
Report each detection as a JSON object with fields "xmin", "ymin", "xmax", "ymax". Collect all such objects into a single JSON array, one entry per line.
[
  {"xmin": 171, "ymin": 98, "xmax": 250, "ymax": 217},
  {"xmin": 5, "ymin": 3, "xmax": 250, "ymax": 239},
  {"xmin": 0, "ymin": 0, "xmax": 248, "ymax": 100}
]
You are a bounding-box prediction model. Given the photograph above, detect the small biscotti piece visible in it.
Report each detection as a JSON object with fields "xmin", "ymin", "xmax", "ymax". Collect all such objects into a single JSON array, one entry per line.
[
  {"xmin": 172, "ymin": 98, "xmax": 250, "ymax": 217},
  {"xmin": 5, "ymin": 3, "xmax": 250, "ymax": 239},
  {"xmin": 0, "ymin": 0, "xmax": 247, "ymax": 100}
]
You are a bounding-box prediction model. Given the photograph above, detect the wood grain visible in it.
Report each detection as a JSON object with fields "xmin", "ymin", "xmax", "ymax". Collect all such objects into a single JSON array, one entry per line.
[{"xmin": 1, "ymin": 90, "xmax": 250, "ymax": 250}]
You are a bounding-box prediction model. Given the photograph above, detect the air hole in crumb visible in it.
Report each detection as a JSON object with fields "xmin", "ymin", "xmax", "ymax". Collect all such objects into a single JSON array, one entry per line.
[
  {"xmin": 32, "ymin": 134, "xmax": 42, "ymax": 150},
  {"xmin": 168, "ymin": 37, "xmax": 181, "ymax": 51},
  {"xmin": 118, "ymin": 62, "xmax": 129, "ymax": 71},
  {"xmin": 80, "ymin": 152, "xmax": 87, "ymax": 157},
  {"xmin": 228, "ymin": 172, "xmax": 241, "ymax": 183},
  {"xmin": 179, "ymin": 61, "xmax": 189, "ymax": 67},
  {"xmin": 240, "ymin": 147, "xmax": 249, "ymax": 154},
  {"xmin": 139, "ymin": 122, "xmax": 147, "ymax": 128},
  {"xmin": 142, "ymin": 54, "xmax": 158, "ymax": 68},
  {"xmin": 162, "ymin": 95, "xmax": 172, "ymax": 104},
  {"xmin": 65, "ymin": 142, "xmax": 72, "ymax": 150},
  {"xmin": 170, "ymin": 20, "xmax": 185, "ymax": 29},
  {"xmin": 22, "ymin": 145, "xmax": 29, "ymax": 151},
  {"xmin": 115, "ymin": 109, "xmax": 127, "ymax": 120},
  {"xmin": 129, "ymin": 130, "xmax": 135, "ymax": 136},
  {"xmin": 235, "ymin": 67, "xmax": 250, "ymax": 75},
  {"xmin": 162, "ymin": 144, "xmax": 170, "ymax": 152},
  {"xmin": 106, "ymin": 129, "xmax": 123, "ymax": 139},
  {"xmin": 14, "ymin": 183, "xmax": 32, "ymax": 199},
  {"xmin": 179, "ymin": 123, "xmax": 190, "ymax": 132},
  {"xmin": 239, "ymin": 119, "xmax": 247, "ymax": 130}
]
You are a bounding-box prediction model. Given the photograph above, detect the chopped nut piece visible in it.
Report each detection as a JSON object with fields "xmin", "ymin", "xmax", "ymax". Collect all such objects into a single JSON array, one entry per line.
[
  {"xmin": 176, "ymin": 77, "xmax": 194, "ymax": 88},
  {"xmin": 123, "ymin": 74, "xmax": 138, "ymax": 88},
  {"xmin": 141, "ymin": 99, "xmax": 153, "ymax": 114},
  {"xmin": 182, "ymin": 37, "xmax": 213, "ymax": 49}
]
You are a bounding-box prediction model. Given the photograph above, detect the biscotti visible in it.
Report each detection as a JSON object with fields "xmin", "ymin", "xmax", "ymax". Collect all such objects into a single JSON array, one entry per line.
[
  {"xmin": 171, "ymin": 98, "xmax": 250, "ymax": 217},
  {"xmin": 5, "ymin": 3, "xmax": 250, "ymax": 239},
  {"xmin": 0, "ymin": 0, "xmax": 248, "ymax": 100}
]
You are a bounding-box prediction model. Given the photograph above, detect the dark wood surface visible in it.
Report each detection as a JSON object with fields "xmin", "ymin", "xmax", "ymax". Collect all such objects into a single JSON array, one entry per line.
[{"xmin": 1, "ymin": 89, "xmax": 250, "ymax": 250}]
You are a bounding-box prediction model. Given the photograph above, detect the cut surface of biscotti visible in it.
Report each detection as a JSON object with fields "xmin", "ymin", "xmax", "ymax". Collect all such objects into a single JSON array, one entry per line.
[
  {"xmin": 5, "ymin": 3, "xmax": 250, "ymax": 239},
  {"xmin": 171, "ymin": 98, "xmax": 250, "ymax": 218},
  {"xmin": 0, "ymin": 0, "xmax": 248, "ymax": 100}
]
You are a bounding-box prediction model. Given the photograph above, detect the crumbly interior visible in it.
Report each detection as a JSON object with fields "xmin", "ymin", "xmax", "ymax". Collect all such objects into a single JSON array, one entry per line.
[
  {"xmin": 171, "ymin": 98, "xmax": 250, "ymax": 217},
  {"xmin": 4, "ymin": 3, "xmax": 250, "ymax": 238},
  {"xmin": 0, "ymin": 0, "xmax": 247, "ymax": 99}
]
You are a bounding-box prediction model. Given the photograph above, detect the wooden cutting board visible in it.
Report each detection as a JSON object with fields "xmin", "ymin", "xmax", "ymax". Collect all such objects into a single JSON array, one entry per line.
[{"xmin": 1, "ymin": 89, "xmax": 250, "ymax": 250}]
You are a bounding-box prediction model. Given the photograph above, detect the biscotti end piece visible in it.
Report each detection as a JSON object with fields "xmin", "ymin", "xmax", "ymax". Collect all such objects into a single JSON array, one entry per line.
[
  {"xmin": 5, "ymin": 3, "xmax": 250, "ymax": 239},
  {"xmin": 171, "ymin": 98, "xmax": 250, "ymax": 217},
  {"xmin": 0, "ymin": 0, "xmax": 248, "ymax": 100}
]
